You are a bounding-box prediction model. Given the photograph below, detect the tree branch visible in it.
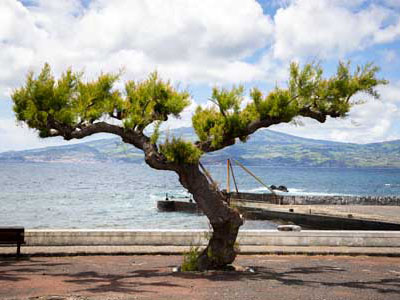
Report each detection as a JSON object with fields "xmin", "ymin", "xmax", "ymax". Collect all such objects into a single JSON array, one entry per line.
[
  {"xmin": 298, "ymin": 107, "xmax": 343, "ymax": 123},
  {"xmin": 46, "ymin": 117, "xmax": 178, "ymax": 171},
  {"xmin": 195, "ymin": 116, "xmax": 287, "ymax": 153},
  {"xmin": 298, "ymin": 108, "xmax": 327, "ymax": 123}
]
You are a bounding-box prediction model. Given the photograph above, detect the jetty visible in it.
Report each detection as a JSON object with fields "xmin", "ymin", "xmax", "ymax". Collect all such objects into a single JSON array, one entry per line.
[
  {"xmin": 157, "ymin": 196, "xmax": 200, "ymax": 214},
  {"xmin": 230, "ymin": 193, "xmax": 400, "ymax": 230},
  {"xmin": 157, "ymin": 193, "xmax": 400, "ymax": 230},
  {"xmin": 157, "ymin": 159, "xmax": 400, "ymax": 230}
]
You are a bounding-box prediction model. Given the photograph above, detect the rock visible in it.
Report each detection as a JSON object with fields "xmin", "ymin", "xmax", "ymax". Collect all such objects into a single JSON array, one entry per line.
[
  {"xmin": 245, "ymin": 267, "xmax": 255, "ymax": 273},
  {"xmin": 270, "ymin": 185, "xmax": 289, "ymax": 192},
  {"xmin": 278, "ymin": 185, "xmax": 289, "ymax": 192},
  {"xmin": 172, "ymin": 266, "xmax": 181, "ymax": 273},
  {"xmin": 277, "ymin": 225, "xmax": 302, "ymax": 232}
]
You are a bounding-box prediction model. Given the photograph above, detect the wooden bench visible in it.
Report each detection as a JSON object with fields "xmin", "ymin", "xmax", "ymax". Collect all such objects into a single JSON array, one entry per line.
[{"xmin": 0, "ymin": 227, "xmax": 25, "ymax": 256}]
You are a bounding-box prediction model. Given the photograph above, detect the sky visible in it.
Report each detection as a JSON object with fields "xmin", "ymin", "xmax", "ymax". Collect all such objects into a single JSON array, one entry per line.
[{"xmin": 0, "ymin": 0, "xmax": 400, "ymax": 152}]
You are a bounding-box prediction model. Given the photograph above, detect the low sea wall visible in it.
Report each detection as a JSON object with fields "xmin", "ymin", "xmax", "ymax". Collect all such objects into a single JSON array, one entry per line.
[
  {"xmin": 241, "ymin": 207, "xmax": 400, "ymax": 230},
  {"xmin": 23, "ymin": 230, "xmax": 400, "ymax": 247},
  {"xmin": 230, "ymin": 192, "xmax": 400, "ymax": 206}
]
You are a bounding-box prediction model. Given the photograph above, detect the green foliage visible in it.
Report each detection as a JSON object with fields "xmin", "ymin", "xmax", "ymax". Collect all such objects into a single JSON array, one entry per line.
[
  {"xmin": 159, "ymin": 137, "xmax": 203, "ymax": 164},
  {"xmin": 12, "ymin": 65, "xmax": 190, "ymax": 138},
  {"xmin": 12, "ymin": 62, "xmax": 386, "ymax": 166},
  {"xmin": 192, "ymin": 86, "xmax": 252, "ymax": 147},
  {"xmin": 122, "ymin": 72, "xmax": 190, "ymax": 130},
  {"xmin": 288, "ymin": 61, "xmax": 387, "ymax": 116},
  {"xmin": 247, "ymin": 88, "xmax": 297, "ymax": 121},
  {"xmin": 234, "ymin": 241, "xmax": 240, "ymax": 253},
  {"xmin": 75, "ymin": 72, "xmax": 121, "ymax": 123},
  {"xmin": 12, "ymin": 63, "xmax": 120, "ymax": 137},
  {"xmin": 181, "ymin": 245, "xmax": 201, "ymax": 272},
  {"xmin": 150, "ymin": 121, "xmax": 162, "ymax": 144},
  {"xmin": 210, "ymin": 85, "xmax": 244, "ymax": 116},
  {"xmin": 192, "ymin": 61, "xmax": 387, "ymax": 149}
]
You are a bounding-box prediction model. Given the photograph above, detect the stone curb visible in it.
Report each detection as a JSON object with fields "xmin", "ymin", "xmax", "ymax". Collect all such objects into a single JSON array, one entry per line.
[{"xmin": 2, "ymin": 245, "xmax": 400, "ymax": 257}]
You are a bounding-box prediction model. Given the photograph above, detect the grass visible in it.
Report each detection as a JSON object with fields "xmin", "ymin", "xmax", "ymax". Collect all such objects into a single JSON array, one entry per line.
[{"xmin": 181, "ymin": 245, "xmax": 201, "ymax": 272}]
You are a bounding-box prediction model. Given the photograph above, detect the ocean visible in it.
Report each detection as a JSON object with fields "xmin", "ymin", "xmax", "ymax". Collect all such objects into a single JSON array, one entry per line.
[{"xmin": 1, "ymin": 162, "xmax": 400, "ymax": 229}]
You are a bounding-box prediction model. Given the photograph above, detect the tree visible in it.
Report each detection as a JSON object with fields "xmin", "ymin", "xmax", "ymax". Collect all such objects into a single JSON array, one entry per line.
[{"xmin": 12, "ymin": 62, "xmax": 386, "ymax": 270}]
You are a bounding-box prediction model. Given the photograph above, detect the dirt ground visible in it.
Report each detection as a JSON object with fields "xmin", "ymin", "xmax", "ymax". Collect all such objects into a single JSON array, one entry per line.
[{"xmin": 1, "ymin": 255, "xmax": 400, "ymax": 300}]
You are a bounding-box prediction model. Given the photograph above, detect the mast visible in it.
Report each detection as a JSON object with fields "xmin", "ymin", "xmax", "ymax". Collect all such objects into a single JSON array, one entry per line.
[{"xmin": 227, "ymin": 159, "xmax": 230, "ymax": 193}]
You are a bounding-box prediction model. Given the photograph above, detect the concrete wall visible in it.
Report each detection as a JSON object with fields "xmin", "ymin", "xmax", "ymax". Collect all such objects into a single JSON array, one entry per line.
[
  {"xmin": 230, "ymin": 192, "xmax": 400, "ymax": 206},
  {"xmin": 241, "ymin": 208, "xmax": 400, "ymax": 231},
  {"xmin": 237, "ymin": 230, "xmax": 400, "ymax": 247},
  {"xmin": 25, "ymin": 230, "xmax": 207, "ymax": 246},
  {"xmin": 282, "ymin": 195, "xmax": 400, "ymax": 206},
  {"xmin": 24, "ymin": 230, "xmax": 400, "ymax": 247}
]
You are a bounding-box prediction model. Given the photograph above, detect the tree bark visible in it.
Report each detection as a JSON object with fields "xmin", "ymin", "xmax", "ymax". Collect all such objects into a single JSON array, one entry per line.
[{"xmin": 175, "ymin": 164, "xmax": 243, "ymax": 270}]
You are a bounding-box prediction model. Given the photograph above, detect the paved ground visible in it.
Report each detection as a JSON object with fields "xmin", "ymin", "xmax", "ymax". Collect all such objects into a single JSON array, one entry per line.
[{"xmin": 1, "ymin": 255, "xmax": 400, "ymax": 300}]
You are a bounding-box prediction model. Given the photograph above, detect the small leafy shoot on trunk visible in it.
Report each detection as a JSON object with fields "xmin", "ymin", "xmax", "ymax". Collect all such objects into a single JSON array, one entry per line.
[{"xmin": 181, "ymin": 245, "xmax": 201, "ymax": 272}]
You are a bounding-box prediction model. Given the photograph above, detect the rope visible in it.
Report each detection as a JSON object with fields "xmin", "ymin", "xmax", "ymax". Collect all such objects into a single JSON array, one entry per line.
[
  {"xmin": 232, "ymin": 159, "xmax": 275, "ymax": 194},
  {"xmin": 229, "ymin": 159, "xmax": 239, "ymax": 193},
  {"xmin": 199, "ymin": 161, "xmax": 220, "ymax": 191}
]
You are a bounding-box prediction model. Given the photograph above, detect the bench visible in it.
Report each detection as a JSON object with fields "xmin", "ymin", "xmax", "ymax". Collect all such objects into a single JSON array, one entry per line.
[{"xmin": 0, "ymin": 227, "xmax": 25, "ymax": 256}]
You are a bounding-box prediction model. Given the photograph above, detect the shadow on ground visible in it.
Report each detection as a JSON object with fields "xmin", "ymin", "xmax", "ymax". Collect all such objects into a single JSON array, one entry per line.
[
  {"xmin": 0, "ymin": 257, "xmax": 69, "ymax": 282},
  {"xmin": 172, "ymin": 265, "xmax": 400, "ymax": 295},
  {"xmin": 1, "ymin": 256, "xmax": 400, "ymax": 297}
]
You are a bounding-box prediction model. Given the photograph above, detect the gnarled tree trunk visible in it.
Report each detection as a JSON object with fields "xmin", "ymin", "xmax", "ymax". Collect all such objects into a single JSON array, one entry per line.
[{"xmin": 176, "ymin": 164, "xmax": 243, "ymax": 270}]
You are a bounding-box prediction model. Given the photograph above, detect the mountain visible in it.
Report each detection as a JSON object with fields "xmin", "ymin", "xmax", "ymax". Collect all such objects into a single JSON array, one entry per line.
[{"xmin": 1, "ymin": 127, "xmax": 399, "ymax": 168}]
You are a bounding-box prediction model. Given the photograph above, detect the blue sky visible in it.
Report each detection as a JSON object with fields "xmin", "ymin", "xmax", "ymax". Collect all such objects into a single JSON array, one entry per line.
[{"xmin": 0, "ymin": 0, "xmax": 399, "ymax": 151}]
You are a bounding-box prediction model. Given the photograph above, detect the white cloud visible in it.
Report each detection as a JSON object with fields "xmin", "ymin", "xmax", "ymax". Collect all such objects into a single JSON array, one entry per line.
[
  {"xmin": 256, "ymin": 0, "xmax": 400, "ymax": 144},
  {"xmin": 163, "ymin": 100, "xmax": 198, "ymax": 130},
  {"xmin": 0, "ymin": 119, "xmax": 61, "ymax": 152},
  {"xmin": 383, "ymin": 0, "xmax": 400, "ymax": 8},
  {"xmin": 380, "ymin": 80, "xmax": 400, "ymax": 103},
  {"xmin": 0, "ymin": 0, "xmax": 273, "ymax": 149},
  {"xmin": 373, "ymin": 18, "xmax": 400, "ymax": 44},
  {"xmin": 382, "ymin": 49, "xmax": 398, "ymax": 64},
  {"xmin": 0, "ymin": 0, "xmax": 47, "ymax": 46},
  {"xmin": 273, "ymin": 81, "xmax": 400, "ymax": 144},
  {"xmin": 258, "ymin": 50, "xmax": 290, "ymax": 84},
  {"xmin": 0, "ymin": 0, "xmax": 275, "ymax": 151},
  {"xmin": 272, "ymin": 0, "xmax": 400, "ymax": 60},
  {"xmin": 1, "ymin": 0, "xmax": 400, "ymax": 151},
  {"xmin": 0, "ymin": 0, "xmax": 272, "ymax": 89},
  {"xmin": 0, "ymin": 118, "xmax": 112, "ymax": 152}
]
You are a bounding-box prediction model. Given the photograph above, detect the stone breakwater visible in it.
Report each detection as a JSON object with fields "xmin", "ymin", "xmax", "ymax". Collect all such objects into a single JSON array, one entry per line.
[
  {"xmin": 281, "ymin": 195, "xmax": 400, "ymax": 206},
  {"xmin": 230, "ymin": 192, "xmax": 400, "ymax": 206}
]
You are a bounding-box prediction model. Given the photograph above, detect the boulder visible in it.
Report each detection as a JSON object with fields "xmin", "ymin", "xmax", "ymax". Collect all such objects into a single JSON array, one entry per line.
[{"xmin": 277, "ymin": 225, "xmax": 302, "ymax": 232}]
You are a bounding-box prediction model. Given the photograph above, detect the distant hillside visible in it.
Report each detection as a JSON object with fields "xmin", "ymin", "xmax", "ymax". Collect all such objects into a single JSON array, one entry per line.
[{"xmin": 1, "ymin": 127, "xmax": 399, "ymax": 168}]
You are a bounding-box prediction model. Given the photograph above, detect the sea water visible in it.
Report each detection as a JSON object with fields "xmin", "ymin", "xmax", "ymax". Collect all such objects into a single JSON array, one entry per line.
[{"xmin": 1, "ymin": 162, "xmax": 399, "ymax": 229}]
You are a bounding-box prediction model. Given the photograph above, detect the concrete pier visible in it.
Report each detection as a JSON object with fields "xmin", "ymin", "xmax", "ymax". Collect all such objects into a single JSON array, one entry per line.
[
  {"xmin": 232, "ymin": 200, "xmax": 400, "ymax": 230},
  {"xmin": 156, "ymin": 197, "xmax": 400, "ymax": 230},
  {"xmin": 230, "ymin": 192, "xmax": 400, "ymax": 206}
]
